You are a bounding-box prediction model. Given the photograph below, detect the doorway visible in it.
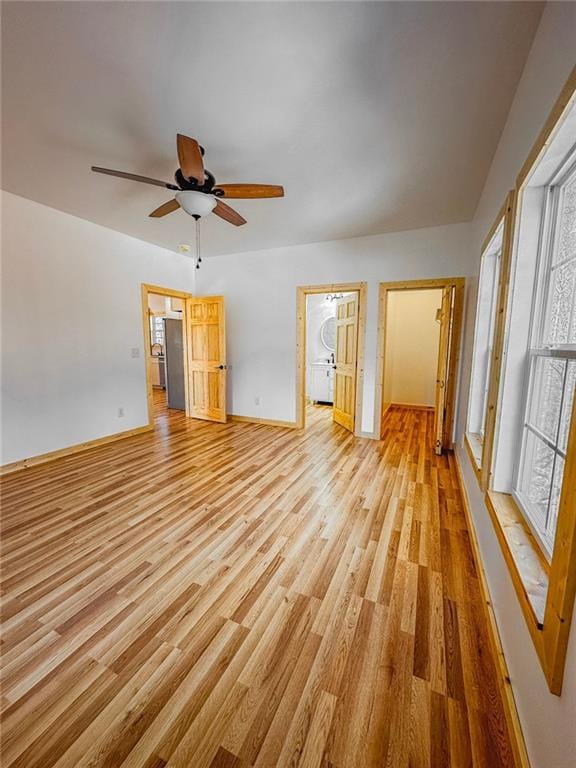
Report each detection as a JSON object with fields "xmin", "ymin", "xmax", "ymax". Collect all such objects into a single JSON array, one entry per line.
[
  {"xmin": 142, "ymin": 284, "xmax": 192, "ymax": 424},
  {"xmin": 141, "ymin": 284, "xmax": 228, "ymax": 428},
  {"xmin": 296, "ymin": 283, "xmax": 367, "ymax": 434},
  {"xmin": 376, "ymin": 278, "xmax": 464, "ymax": 453}
]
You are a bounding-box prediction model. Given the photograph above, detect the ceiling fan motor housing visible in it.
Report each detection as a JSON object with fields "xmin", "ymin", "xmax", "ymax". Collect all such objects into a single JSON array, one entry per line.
[{"xmin": 174, "ymin": 168, "xmax": 223, "ymax": 195}]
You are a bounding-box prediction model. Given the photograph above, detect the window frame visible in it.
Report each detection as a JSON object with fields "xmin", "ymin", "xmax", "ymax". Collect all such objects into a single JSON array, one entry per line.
[
  {"xmin": 463, "ymin": 66, "xmax": 576, "ymax": 695},
  {"xmin": 465, "ymin": 191, "xmax": 517, "ymax": 491},
  {"xmin": 467, "ymin": 220, "xmax": 502, "ymax": 443},
  {"xmin": 513, "ymin": 160, "xmax": 576, "ymax": 559}
]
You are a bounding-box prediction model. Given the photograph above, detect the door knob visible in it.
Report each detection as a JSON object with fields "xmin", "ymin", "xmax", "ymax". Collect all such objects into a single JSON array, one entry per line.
[
  {"xmin": 215, "ymin": 364, "xmax": 226, "ymax": 370},
  {"xmin": 332, "ymin": 365, "xmax": 337, "ymax": 370}
]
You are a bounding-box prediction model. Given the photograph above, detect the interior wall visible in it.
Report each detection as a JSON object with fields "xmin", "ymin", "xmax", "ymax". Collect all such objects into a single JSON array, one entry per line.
[
  {"xmin": 384, "ymin": 289, "xmax": 442, "ymax": 408},
  {"xmin": 1, "ymin": 190, "xmax": 195, "ymax": 465},
  {"xmin": 454, "ymin": 5, "xmax": 576, "ymax": 768},
  {"xmin": 196, "ymin": 222, "xmax": 472, "ymax": 433},
  {"xmin": 148, "ymin": 294, "xmax": 168, "ymax": 313}
]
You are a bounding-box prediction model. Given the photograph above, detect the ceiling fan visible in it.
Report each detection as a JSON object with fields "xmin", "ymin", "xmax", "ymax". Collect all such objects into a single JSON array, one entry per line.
[{"xmin": 91, "ymin": 134, "xmax": 284, "ymax": 227}]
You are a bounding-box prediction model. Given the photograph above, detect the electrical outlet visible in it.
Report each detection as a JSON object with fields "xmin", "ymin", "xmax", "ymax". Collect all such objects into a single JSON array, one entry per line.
[
  {"xmin": 118, "ymin": 407, "xmax": 125, "ymax": 418},
  {"xmin": 254, "ymin": 397, "xmax": 260, "ymax": 406},
  {"xmin": 131, "ymin": 347, "xmax": 140, "ymax": 358}
]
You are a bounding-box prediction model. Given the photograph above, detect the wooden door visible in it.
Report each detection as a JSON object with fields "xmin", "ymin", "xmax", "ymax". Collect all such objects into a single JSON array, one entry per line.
[
  {"xmin": 185, "ymin": 296, "xmax": 227, "ymax": 423},
  {"xmin": 333, "ymin": 293, "xmax": 359, "ymax": 432},
  {"xmin": 433, "ymin": 287, "xmax": 452, "ymax": 454}
]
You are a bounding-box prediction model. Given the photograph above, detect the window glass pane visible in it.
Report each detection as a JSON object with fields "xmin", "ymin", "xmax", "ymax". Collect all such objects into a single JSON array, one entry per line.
[
  {"xmin": 478, "ymin": 344, "xmax": 492, "ymax": 440},
  {"xmin": 467, "ymin": 245, "xmax": 501, "ymax": 438},
  {"xmin": 519, "ymin": 429, "xmax": 554, "ymax": 534},
  {"xmin": 528, "ymin": 356, "xmax": 566, "ymax": 443},
  {"xmin": 559, "ymin": 360, "xmax": 576, "ymax": 454},
  {"xmin": 545, "ymin": 259, "xmax": 576, "ymax": 344},
  {"xmin": 548, "ymin": 454, "xmax": 566, "ymax": 550},
  {"xmin": 150, "ymin": 315, "xmax": 165, "ymax": 351},
  {"xmin": 555, "ymin": 173, "xmax": 576, "ymax": 266}
]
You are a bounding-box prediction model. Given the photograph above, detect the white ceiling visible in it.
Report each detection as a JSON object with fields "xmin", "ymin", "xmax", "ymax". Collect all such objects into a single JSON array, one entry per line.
[{"xmin": 1, "ymin": 1, "xmax": 543, "ymax": 257}]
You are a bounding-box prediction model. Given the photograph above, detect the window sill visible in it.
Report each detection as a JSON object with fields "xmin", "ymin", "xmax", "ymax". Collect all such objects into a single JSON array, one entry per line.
[
  {"xmin": 485, "ymin": 490, "xmax": 549, "ymax": 630},
  {"xmin": 464, "ymin": 432, "xmax": 483, "ymax": 483}
]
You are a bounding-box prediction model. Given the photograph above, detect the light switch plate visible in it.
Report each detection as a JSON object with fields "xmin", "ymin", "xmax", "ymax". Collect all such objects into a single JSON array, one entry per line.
[{"xmin": 131, "ymin": 348, "xmax": 140, "ymax": 358}]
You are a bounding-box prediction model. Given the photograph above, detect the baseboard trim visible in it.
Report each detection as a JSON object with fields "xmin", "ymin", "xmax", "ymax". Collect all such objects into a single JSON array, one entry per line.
[
  {"xmin": 390, "ymin": 402, "xmax": 434, "ymax": 411},
  {"xmin": 453, "ymin": 451, "xmax": 531, "ymax": 768},
  {"xmin": 228, "ymin": 414, "xmax": 298, "ymax": 429},
  {"xmin": 1, "ymin": 424, "xmax": 154, "ymax": 476}
]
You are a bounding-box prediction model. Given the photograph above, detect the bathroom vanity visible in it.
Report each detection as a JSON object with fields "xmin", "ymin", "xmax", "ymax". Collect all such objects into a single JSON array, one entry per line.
[{"xmin": 309, "ymin": 361, "xmax": 334, "ymax": 404}]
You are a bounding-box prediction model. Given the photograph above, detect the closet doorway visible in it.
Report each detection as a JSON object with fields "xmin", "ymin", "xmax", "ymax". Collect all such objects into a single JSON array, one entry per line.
[
  {"xmin": 296, "ymin": 283, "xmax": 367, "ymax": 434},
  {"xmin": 376, "ymin": 278, "xmax": 464, "ymax": 453}
]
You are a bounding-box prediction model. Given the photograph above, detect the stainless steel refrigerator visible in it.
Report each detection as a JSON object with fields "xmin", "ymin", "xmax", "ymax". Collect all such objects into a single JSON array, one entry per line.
[{"xmin": 164, "ymin": 318, "xmax": 185, "ymax": 411}]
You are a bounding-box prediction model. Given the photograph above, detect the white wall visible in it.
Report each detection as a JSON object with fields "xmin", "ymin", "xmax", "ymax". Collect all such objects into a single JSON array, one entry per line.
[
  {"xmin": 1, "ymin": 191, "xmax": 195, "ymax": 464},
  {"xmin": 455, "ymin": 5, "xmax": 576, "ymax": 768},
  {"xmin": 384, "ymin": 289, "xmax": 442, "ymax": 407},
  {"xmin": 197, "ymin": 222, "xmax": 472, "ymax": 433}
]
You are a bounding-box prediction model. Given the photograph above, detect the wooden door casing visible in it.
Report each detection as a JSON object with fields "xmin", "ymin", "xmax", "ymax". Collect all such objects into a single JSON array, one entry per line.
[
  {"xmin": 376, "ymin": 278, "xmax": 465, "ymax": 445},
  {"xmin": 185, "ymin": 296, "xmax": 227, "ymax": 423},
  {"xmin": 433, "ymin": 286, "xmax": 452, "ymax": 454}
]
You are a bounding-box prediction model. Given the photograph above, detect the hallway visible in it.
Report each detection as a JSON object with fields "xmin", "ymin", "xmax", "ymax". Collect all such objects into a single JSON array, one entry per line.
[{"xmin": 1, "ymin": 405, "xmax": 515, "ymax": 767}]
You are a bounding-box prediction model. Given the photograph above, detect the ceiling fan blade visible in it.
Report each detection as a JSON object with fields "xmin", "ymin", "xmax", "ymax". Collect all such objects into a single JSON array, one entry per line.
[
  {"xmin": 213, "ymin": 200, "xmax": 247, "ymax": 226},
  {"xmin": 91, "ymin": 166, "xmax": 178, "ymax": 190},
  {"xmin": 215, "ymin": 184, "xmax": 284, "ymax": 199},
  {"xmin": 149, "ymin": 199, "xmax": 181, "ymax": 218},
  {"xmin": 177, "ymin": 134, "xmax": 205, "ymax": 183}
]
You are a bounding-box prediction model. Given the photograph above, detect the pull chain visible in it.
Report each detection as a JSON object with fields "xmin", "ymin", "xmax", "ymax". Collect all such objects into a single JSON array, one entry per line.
[{"xmin": 195, "ymin": 218, "xmax": 202, "ymax": 270}]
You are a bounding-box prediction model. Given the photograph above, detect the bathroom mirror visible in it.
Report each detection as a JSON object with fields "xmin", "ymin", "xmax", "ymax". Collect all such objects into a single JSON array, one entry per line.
[{"xmin": 320, "ymin": 316, "xmax": 336, "ymax": 352}]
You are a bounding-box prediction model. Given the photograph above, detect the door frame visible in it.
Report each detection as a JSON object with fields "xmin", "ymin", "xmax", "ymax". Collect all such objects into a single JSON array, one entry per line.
[
  {"xmin": 141, "ymin": 283, "xmax": 193, "ymax": 427},
  {"xmin": 375, "ymin": 277, "xmax": 465, "ymax": 445},
  {"xmin": 296, "ymin": 282, "xmax": 367, "ymax": 434}
]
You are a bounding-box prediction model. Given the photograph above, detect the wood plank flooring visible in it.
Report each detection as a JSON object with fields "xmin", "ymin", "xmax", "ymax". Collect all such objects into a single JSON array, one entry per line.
[{"xmin": 0, "ymin": 395, "xmax": 516, "ymax": 767}]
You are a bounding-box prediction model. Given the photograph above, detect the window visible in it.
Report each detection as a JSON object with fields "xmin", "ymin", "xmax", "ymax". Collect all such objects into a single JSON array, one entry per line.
[
  {"xmin": 465, "ymin": 193, "xmax": 515, "ymax": 487},
  {"xmin": 467, "ymin": 220, "xmax": 503, "ymax": 459},
  {"xmin": 514, "ymin": 163, "xmax": 576, "ymax": 557},
  {"xmin": 463, "ymin": 70, "xmax": 576, "ymax": 695},
  {"xmin": 150, "ymin": 315, "xmax": 165, "ymax": 351}
]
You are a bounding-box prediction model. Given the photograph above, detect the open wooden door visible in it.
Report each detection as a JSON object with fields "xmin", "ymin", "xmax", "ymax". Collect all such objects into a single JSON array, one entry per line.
[
  {"xmin": 333, "ymin": 293, "xmax": 359, "ymax": 432},
  {"xmin": 185, "ymin": 296, "xmax": 227, "ymax": 423},
  {"xmin": 433, "ymin": 286, "xmax": 452, "ymax": 454}
]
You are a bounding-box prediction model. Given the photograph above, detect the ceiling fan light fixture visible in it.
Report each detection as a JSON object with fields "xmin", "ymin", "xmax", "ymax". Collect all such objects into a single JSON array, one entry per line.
[
  {"xmin": 175, "ymin": 190, "xmax": 217, "ymax": 218},
  {"xmin": 91, "ymin": 134, "xmax": 282, "ymax": 229}
]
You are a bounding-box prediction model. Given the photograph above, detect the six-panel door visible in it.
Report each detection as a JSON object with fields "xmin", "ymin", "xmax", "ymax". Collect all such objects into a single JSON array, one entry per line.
[
  {"xmin": 185, "ymin": 296, "xmax": 227, "ymax": 423},
  {"xmin": 333, "ymin": 294, "xmax": 359, "ymax": 432}
]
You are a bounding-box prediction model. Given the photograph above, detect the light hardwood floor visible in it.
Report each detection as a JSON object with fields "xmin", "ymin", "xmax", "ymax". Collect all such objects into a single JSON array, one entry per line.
[{"xmin": 0, "ymin": 395, "xmax": 515, "ymax": 767}]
